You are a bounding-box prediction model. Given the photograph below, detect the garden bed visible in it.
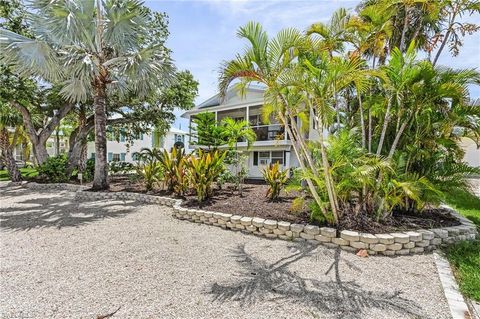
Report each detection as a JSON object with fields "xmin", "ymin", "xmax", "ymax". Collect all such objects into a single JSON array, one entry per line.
[{"xmin": 101, "ymin": 175, "xmax": 460, "ymax": 233}]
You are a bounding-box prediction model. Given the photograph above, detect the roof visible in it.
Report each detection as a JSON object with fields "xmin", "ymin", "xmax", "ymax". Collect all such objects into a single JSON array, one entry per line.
[
  {"xmin": 168, "ymin": 127, "xmax": 188, "ymax": 134},
  {"xmin": 182, "ymin": 84, "xmax": 266, "ymax": 118}
]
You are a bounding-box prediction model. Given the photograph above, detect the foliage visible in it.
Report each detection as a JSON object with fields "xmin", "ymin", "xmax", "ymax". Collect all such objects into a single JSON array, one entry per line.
[
  {"xmin": 109, "ymin": 161, "xmax": 135, "ymax": 175},
  {"xmin": 37, "ymin": 154, "xmax": 69, "ymax": 183},
  {"xmin": 158, "ymin": 147, "xmax": 188, "ymax": 195},
  {"xmin": 220, "ymin": 18, "xmax": 479, "ymax": 224},
  {"xmin": 189, "ymin": 112, "xmax": 227, "ymax": 149},
  {"xmin": 187, "ymin": 149, "xmax": 226, "ymax": 202},
  {"xmin": 262, "ymin": 162, "xmax": 289, "ymax": 201},
  {"xmin": 445, "ymin": 240, "xmax": 480, "ymax": 301},
  {"xmin": 137, "ymin": 161, "xmax": 162, "ymax": 191},
  {"xmin": 83, "ymin": 158, "xmax": 95, "ymax": 182},
  {"xmin": 0, "ymin": 168, "xmax": 37, "ymax": 181}
]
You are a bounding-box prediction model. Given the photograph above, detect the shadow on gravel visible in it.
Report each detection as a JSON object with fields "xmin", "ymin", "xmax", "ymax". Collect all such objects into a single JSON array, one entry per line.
[
  {"xmin": 208, "ymin": 244, "xmax": 425, "ymax": 319},
  {"xmin": 0, "ymin": 190, "xmax": 143, "ymax": 231}
]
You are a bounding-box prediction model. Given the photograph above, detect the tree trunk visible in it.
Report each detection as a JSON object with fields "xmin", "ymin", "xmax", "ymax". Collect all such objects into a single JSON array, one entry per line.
[
  {"xmin": 92, "ymin": 81, "xmax": 109, "ymax": 190},
  {"xmin": 387, "ymin": 119, "xmax": 408, "ymax": 159},
  {"xmin": 399, "ymin": 5, "xmax": 410, "ymax": 52},
  {"xmin": 11, "ymin": 101, "xmax": 73, "ymax": 165},
  {"xmin": 358, "ymin": 93, "xmax": 366, "ymax": 149},
  {"xmin": 376, "ymin": 99, "xmax": 392, "ymax": 156},
  {"xmin": 0, "ymin": 128, "xmax": 21, "ymax": 182},
  {"xmin": 432, "ymin": 29, "xmax": 451, "ymax": 66}
]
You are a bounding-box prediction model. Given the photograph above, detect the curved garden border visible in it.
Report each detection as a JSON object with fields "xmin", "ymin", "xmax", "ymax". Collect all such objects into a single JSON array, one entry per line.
[{"xmin": 16, "ymin": 182, "xmax": 478, "ymax": 256}]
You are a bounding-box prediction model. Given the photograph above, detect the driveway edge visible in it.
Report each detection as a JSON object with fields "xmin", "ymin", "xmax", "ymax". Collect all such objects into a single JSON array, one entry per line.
[{"xmin": 433, "ymin": 252, "xmax": 472, "ymax": 319}]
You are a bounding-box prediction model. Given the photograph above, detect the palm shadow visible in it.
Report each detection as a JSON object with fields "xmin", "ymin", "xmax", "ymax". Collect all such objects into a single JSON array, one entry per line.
[
  {"xmin": 0, "ymin": 187, "xmax": 144, "ymax": 231},
  {"xmin": 208, "ymin": 244, "xmax": 425, "ymax": 319}
]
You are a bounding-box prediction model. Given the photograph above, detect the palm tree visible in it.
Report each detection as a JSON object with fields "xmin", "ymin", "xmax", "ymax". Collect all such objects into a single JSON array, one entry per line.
[
  {"xmin": 0, "ymin": 104, "xmax": 22, "ymax": 181},
  {"xmin": 1, "ymin": 0, "xmax": 174, "ymax": 189},
  {"xmin": 221, "ymin": 117, "xmax": 256, "ymax": 194},
  {"xmin": 219, "ymin": 22, "xmax": 332, "ymax": 221}
]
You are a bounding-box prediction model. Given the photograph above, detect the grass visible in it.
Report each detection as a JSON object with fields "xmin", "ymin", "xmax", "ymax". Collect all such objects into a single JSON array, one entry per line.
[
  {"xmin": 0, "ymin": 168, "xmax": 38, "ymax": 181},
  {"xmin": 443, "ymin": 187, "xmax": 480, "ymax": 302}
]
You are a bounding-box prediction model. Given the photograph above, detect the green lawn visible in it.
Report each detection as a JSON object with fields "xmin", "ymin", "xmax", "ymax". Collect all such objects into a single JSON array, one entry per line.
[
  {"xmin": 0, "ymin": 168, "xmax": 38, "ymax": 181},
  {"xmin": 443, "ymin": 188, "xmax": 480, "ymax": 302}
]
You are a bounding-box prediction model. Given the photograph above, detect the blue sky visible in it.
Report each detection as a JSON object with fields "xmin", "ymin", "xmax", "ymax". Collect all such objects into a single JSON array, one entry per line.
[{"xmin": 144, "ymin": 0, "xmax": 480, "ymax": 130}]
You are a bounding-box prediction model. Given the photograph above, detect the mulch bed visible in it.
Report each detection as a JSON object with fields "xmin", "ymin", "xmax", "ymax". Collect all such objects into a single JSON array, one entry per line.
[{"xmin": 83, "ymin": 175, "xmax": 461, "ymax": 233}]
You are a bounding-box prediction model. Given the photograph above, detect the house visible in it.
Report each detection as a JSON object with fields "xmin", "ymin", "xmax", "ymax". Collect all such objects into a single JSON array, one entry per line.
[
  {"xmin": 182, "ymin": 86, "xmax": 480, "ymax": 179},
  {"xmin": 182, "ymin": 86, "xmax": 304, "ymax": 178},
  {"xmin": 87, "ymin": 127, "xmax": 190, "ymax": 163}
]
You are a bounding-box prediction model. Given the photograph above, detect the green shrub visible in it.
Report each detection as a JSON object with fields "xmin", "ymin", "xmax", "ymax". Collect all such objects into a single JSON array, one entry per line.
[
  {"xmin": 137, "ymin": 161, "xmax": 162, "ymax": 191},
  {"xmin": 37, "ymin": 155, "xmax": 69, "ymax": 183},
  {"xmin": 109, "ymin": 161, "xmax": 135, "ymax": 175},
  {"xmin": 262, "ymin": 162, "xmax": 288, "ymax": 201},
  {"xmin": 187, "ymin": 149, "xmax": 225, "ymax": 202},
  {"xmin": 158, "ymin": 147, "xmax": 188, "ymax": 195},
  {"xmin": 82, "ymin": 158, "xmax": 95, "ymax": 182}
]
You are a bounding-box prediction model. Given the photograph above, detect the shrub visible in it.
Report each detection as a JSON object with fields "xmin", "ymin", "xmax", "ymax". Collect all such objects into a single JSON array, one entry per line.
[
  {"xmin": 109, "ymin": 161, "xmax": 135, "ymax": 175},
  {"xmin": 158, "ymin": 147, "xmax": 188, "ymax": 195},
  {"xmin": 37, "ymin": 155, "xmax": 69, "ymax": 183},
  {"xmin": 83, "ymin": 158, "xmax": 95, "ymax": 182},
  {"xmin": 262, "ymin": 162, "xmax": 288, "ymax": 201},
  {"xmin": 137, "ymin": 161, "xmax": 162, "ymax": 191},
  {"xmin": 187, "ymin": 149, "xmax": 226, "ymax": 202}
]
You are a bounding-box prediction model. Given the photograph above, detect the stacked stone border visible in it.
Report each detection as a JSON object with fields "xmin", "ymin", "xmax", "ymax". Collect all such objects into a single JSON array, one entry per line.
[{"xmin": 17, "ymin": 182, "xmax": 478, "ymax": 256}]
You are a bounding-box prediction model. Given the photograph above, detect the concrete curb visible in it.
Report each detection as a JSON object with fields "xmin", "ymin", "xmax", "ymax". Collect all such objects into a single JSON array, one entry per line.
[{"xmin": 433, "ymin": 252, "xmax": 472, "ymax": 319}]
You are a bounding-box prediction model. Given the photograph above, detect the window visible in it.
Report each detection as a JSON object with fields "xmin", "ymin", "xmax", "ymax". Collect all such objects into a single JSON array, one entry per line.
[
  {"xmin": 253, "ymin": 151, "xmax": 285, "ymax": 166},
  {"xmin": 271, "ymin": 151, "xmax": 284, "ymax": 165},
  {"xmin": 112, "ymin": 153, "xmax": 121, "ymax": 162},
  {"xmin": 174, "ymin": 134, "xmax": 185, "ymax": 143},
  {"xmin": 91, "ymin": 153, "xmax": 95, "ymax": 159}
]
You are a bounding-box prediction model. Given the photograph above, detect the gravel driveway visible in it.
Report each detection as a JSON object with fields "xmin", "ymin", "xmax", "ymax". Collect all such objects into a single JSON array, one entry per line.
[{"xmin": 0, "ymin": 184, "xmax": 451, "ymax": 319}]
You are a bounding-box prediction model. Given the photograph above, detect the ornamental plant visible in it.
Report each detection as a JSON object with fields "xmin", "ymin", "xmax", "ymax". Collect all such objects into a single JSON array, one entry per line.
[
  {"xmin": 158, "ymin": 147, "xmax": 188, "ymax": 195},
  {"xmin": 262, "ymin": 162, "xmax": 289, "ymax": 201},
  {"xmin": 187, "ymin": 149, "xmax": 226, "ymax": 202}
]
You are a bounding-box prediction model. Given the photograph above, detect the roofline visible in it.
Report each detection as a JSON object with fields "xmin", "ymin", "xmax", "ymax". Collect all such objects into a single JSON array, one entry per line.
[{"xmin": 181, "ymin": 98, "xmax": 265, "ymax": 118}]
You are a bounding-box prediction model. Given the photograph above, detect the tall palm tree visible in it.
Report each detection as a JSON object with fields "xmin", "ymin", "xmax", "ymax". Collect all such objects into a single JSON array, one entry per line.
[
  {"xmin": 1, "ymin": 0, "xmax": 174, "ymax": 189},
  {"xmin": 219, "ymin": 22, "xmax": 332, "ymax": 221},
  {"xmin": 0, "ymin": 104, "xmax": 22, "ymax": 181}
]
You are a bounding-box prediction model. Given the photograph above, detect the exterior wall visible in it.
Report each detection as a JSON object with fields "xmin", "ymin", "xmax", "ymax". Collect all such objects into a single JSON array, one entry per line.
[
  {"xmin": 460, "ymin": 138, "xmax": 480, "ymax": 167},
  {"xmin": 87, "ymin": 129, "xmax": 189, "ymax": 163}
]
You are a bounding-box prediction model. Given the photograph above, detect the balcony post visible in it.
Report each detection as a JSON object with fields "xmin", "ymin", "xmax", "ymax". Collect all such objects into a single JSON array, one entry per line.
[{"xmin": 246, "ymin": 105, "xmax": 250, "ymax": 124}]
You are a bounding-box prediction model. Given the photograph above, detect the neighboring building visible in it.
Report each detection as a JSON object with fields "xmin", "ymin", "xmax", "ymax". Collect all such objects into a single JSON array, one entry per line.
[
  {"xmin": 86, "ymin": 127, "xmax": 189, "ymax": 163},
  {"xmin": 182, "ymin": 86, "xmax": 480, "ymax": 178}
]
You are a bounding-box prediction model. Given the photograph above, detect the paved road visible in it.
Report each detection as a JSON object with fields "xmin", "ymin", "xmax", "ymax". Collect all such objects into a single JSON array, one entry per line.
[{"xmin": 0, "ymin": 184, "xmax": 451, "ymax": 318}]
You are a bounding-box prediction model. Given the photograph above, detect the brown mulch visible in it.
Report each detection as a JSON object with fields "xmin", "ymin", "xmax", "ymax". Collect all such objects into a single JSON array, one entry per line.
[{"xmin": 80, "ymin": 175, "xmax": 461, "ymax": 233}]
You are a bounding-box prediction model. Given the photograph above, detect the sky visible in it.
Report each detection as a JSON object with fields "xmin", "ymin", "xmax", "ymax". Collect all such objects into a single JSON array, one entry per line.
[{"xmin": 144, "ymin": 0, "xmax": 480, "ymax": 130}]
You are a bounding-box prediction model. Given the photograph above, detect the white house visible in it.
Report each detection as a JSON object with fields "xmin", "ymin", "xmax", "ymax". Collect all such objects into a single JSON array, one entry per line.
[
  {"xmin": 86, "ymin": 127, "xmax": 190, "ymax": 163},
  {"xmin": 182, "ymin": 86, "xmax": 480, "ymax": 178}
]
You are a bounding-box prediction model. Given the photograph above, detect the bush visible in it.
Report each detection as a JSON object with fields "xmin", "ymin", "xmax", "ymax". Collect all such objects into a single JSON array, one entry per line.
[
  {"xmin": 82, "ymin": 158, "xmax": 95, "ymax": 182},
  {"xmin": 37, "ymin": 155, "xmax": 69, "ymax": 183},
  {"xmin": 109, "ymin": 161, "xmax": 135, "ymax": 175},
  {"xmin": 158, "ymin": 147, "xmax": 188, "ymax": 195},
  {"xmin": 187, "ymin": 149, "xmax": 226, "ymax": 202},
  {"xmin": 262, "ymin": 162, "xmax": 288, "ymax": 201},
  {"xmin": 137, "ymin": 161, "xmax": 162, "ymax": 191}
]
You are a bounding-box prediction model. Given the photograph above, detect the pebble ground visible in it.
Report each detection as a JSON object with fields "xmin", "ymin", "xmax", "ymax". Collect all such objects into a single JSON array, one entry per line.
[{"xmin": 0, "ymin": 184, "xmax": 451, "ymax": 319}]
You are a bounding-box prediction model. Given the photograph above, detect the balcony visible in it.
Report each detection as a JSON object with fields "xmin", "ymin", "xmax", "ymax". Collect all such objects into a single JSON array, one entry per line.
[{"xmin": 251, "ymin": 124, "xmax": 286, "ymax": 141}]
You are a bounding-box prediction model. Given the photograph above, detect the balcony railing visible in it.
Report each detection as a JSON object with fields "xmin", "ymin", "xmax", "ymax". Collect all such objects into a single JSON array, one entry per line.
[{"xmin": 251, "ymin": 124, "xmax": 286, "ymax": 141}]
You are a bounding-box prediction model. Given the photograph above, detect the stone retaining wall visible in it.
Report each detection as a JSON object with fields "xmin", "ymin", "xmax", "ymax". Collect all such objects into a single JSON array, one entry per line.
[{"xmin": 18, "ymin": 182, "xmax": 478, "ymax": 256}]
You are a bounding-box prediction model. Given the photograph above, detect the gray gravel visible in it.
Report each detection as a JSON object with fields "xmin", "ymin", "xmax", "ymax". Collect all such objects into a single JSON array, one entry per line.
[{"xmin": 0, "ymin": 184, "xmax": 451, "ymax": 319}]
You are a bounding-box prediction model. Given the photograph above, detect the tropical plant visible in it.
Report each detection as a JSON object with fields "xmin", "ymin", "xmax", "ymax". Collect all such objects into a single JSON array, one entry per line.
[
  {"xmin": 187, "ymin": 149, "xmax": 226, "ymax": 202},
  {"xmin": 137, "ymin": 161, "xmax": 162, "ymax": 191},
  {"xmin": 37, "ymin": 154, "xmax": 69, "ymax": 183},
  {"xmin": 221, "ymin": 117, "xmax": 256, "ymax": 194},
  {"xmin": 1, "ymin": 0, "xmax": 176, "ymax": 189},
  {"xmin": 0, "ymin": 103, "xmax": 23, "ymax": 181},
  {"xmin": 262, "ymin": 162, "xmax": 289, "ymax": 201},
  {"xmin": 158, "ymin": 147, "xmax": 188, "ymax": 195},
  {"xmin": 189, "ymin": 112, "xmax": 227, "ymax": 149}
]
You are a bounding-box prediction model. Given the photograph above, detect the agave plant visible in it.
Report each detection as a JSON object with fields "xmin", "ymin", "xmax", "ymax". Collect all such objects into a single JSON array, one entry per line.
[
  {"xmin": 187, "ymin": 149, "xmax": 226, "ymax": 202},
  {"xmin": 262, "ymin": 162, "xmax": 289, "ymax": 201}
]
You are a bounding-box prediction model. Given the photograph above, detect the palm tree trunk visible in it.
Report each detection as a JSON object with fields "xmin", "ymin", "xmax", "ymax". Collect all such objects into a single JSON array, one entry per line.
[
  {"xmin": 399, "ymin": 5, "xmax": 410, "ymax": 52},
  {"xmin": 387, "ymin": 119, "xmax": 408, "ymax": 159},
  {"xmin": 0, "ymin": 128, "xmax": 21, "ymax": 182},
  {"xmin": 92, "ymin": 81, "xmax": 109, "ymax": 190},
  {"xmin": 432, "ymin": 29, "xmax": 451, "ymax": 66},
  {"xmin": 358, "ymin": 93, "xmax": 366, "ymax": 149},
  {"xmin": 278, "ymin": 113, "xmax": 331, "ymax": 221},
  {"xmin": 376, "ymin": 99, "xmax": 392, "ymax": 156}
]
